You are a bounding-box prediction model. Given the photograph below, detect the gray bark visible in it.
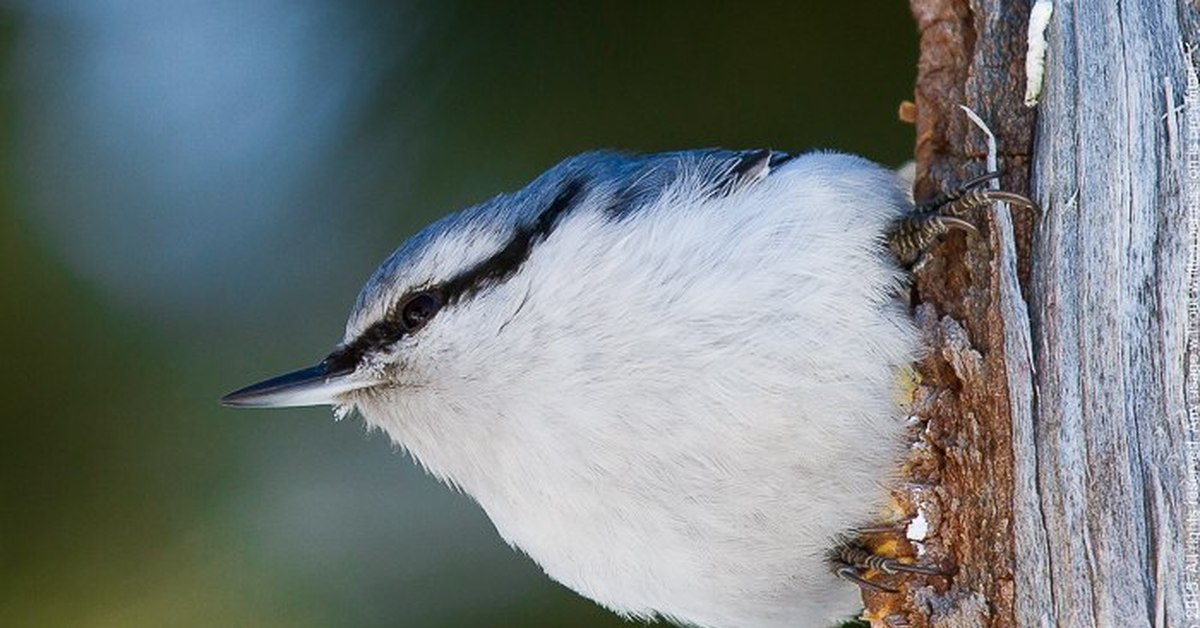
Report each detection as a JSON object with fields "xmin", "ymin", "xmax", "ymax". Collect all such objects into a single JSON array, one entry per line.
[{"xmin": 1019, "ymin": 2, "xmax": 1198, "ymax": 626}]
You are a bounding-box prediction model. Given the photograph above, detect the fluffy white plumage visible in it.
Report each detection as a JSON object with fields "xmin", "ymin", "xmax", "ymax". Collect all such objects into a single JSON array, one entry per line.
[{"xmin": 332, "ymin": 150, "xmax": 919, "ymax": 627}]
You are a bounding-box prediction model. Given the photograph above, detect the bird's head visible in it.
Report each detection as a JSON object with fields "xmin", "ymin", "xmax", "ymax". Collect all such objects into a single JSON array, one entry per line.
[
  {"xmin": 222, "ymin": 153, "xmax": 604, "ymax": 407},
  {"xmin": 222, "ymin": 148, "xmax": 788, "ymax": 412}
]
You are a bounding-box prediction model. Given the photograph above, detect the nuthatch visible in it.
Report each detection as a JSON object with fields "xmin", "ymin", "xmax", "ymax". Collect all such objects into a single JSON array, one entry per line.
[{"xmin": 224, "ymin": 149, "xmax": 1022, "ymax": 627}]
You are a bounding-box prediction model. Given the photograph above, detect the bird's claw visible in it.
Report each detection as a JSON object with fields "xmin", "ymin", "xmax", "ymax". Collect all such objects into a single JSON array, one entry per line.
[
  {"xmin": 889, "ymin": 171, "xmax": 1038, "ymax": 264},
  {"xmin": 830, "ymin": 543, "xmax": 942, "ymax": 593}
]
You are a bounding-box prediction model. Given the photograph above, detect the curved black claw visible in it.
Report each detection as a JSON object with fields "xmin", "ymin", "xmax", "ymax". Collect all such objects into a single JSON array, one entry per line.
[
  {"xmin": 937, "ymin": 188, "xmax": 1039, "ymax": 217},
  {"xmin": 889, "ymin": 213, "xmax": 978, "ymax": 265},
  {"xmin": 835, "ymin": 565, "xmax": 898, "ymax": 594},
  {"xmin": 871, "ymin": 557, "xmax": 944, "ymax": 577},
  {"xmin": 852, "ymin": 522, "xmax": 908, "ymax": 535},
  {"xmin": 915, "ymin": 171, "xmax": 1003, "ymax": 212}
]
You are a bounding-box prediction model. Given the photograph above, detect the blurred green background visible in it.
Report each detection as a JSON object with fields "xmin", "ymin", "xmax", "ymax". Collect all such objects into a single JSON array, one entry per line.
[{"xmin": 0, "ymin": 2, "xmax": 916, "ymax": 626}]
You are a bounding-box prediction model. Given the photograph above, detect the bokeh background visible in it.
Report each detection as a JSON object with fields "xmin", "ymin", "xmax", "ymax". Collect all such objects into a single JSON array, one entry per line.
[{"xmin": 0, "ymin": 2, "xmax": 917, "ymax": 626}]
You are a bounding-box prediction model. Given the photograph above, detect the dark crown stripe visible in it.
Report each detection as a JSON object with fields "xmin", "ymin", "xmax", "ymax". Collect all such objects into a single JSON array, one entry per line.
[
  {"xmin": 324, "ymin": 178, "xmax": 587, "ymax": 373},
  {"xmin": 439, "ymin": 178, "xmax": 585, "ymax": 304}
]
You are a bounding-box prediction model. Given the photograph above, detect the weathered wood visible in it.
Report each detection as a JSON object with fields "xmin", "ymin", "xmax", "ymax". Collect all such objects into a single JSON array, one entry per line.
[
  {"xmin": 1027, "ymin": 2, "xmax": 1195, "ymax": 626},
  {"xmin": 874, "ymin": 1, "xmax": 1199, "ymax": 626}
]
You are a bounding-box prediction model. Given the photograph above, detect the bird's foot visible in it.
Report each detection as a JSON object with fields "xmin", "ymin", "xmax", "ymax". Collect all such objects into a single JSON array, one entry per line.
[
  {"xmin": 830, "ymin": 543, "xmax": 942, "ymax": 594},
  {"xmin": 889, "ymin": 171, "xmax": 1037, "ymax": 265}
]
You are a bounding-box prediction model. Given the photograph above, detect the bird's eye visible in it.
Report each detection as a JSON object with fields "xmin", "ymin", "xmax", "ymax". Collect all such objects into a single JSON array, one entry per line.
[{"xmin": 399, "ymin": 291, "xmax": 442, "ymax": 333}]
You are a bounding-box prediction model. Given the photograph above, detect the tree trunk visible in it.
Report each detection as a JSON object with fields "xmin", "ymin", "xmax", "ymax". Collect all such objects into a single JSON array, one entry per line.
[{"xmin": 870, "ymin": 2, "xmax": 1200, "ymax": 626}]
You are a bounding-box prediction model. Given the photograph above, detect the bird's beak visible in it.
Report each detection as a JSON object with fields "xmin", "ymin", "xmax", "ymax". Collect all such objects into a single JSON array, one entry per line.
[{"xmin": 221, "ymin": 359, "xmax": 374, "ymax": 408}]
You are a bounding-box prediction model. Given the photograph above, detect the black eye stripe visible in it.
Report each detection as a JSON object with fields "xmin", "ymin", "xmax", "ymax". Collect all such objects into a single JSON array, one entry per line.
[{"xmin": 326, "ymin": 177, "xmax": 587, "ymax": 372}]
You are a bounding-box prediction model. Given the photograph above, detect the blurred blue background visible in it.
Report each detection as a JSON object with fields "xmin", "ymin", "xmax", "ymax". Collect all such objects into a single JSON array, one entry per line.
[{"xmin": 0, "ymin": 2, "xmax": 916, "ymax": 626}]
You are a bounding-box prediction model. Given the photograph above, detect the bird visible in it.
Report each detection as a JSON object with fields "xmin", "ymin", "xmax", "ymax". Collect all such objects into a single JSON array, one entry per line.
[{"xmin": 223, "ymin": 148, "xmax": 999, "ymax": 627}]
